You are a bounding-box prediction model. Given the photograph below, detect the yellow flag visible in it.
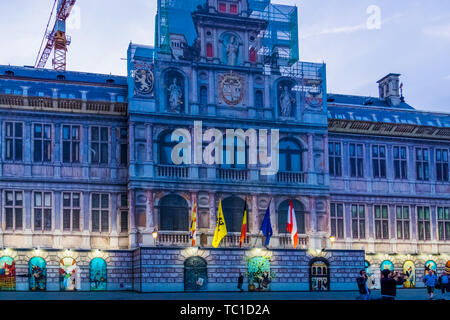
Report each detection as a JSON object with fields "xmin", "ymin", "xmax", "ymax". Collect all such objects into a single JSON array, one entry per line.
[{"xmin": 212, "ymin": 200, "xmax": 227, "ymax": 248}]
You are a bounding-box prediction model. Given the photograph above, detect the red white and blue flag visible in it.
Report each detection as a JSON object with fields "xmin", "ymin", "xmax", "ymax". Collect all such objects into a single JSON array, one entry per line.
[{"xmin": 286, "ymin": 200, "xmax": 298, "ymax": 249}]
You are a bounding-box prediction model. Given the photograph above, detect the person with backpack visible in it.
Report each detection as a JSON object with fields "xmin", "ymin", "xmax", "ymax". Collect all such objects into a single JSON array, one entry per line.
[{"xmin": 438, "ymin": 271, "xmax": 449, "ymax": 300}]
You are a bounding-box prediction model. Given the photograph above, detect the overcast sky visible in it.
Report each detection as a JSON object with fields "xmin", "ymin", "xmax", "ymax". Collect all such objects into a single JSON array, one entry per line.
[{"xmin": 0, "ymin": 0, "xmax": 449, "ymax": 112}]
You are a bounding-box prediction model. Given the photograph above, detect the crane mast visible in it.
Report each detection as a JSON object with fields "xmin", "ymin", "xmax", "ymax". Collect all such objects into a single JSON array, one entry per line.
[{"xmin": 35, "ymin": 0, "xmax": 77, "ymax": 71}]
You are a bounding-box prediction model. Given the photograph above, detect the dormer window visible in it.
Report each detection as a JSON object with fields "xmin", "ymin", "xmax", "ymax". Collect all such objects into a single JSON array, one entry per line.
[
  {"xmin": 229, "ymin": 4, "xmax": 238, "ymax": 14},
  {"xmin": 106, "ymin": 79, "xmax": 115, "ymax": 84},
  {"xmin": 5, "ymin": 70, "xmax": 14, "ymax": 76},
  {"xmin": 57, "ymin": 74, "xmax": 66, "ymax": 81}
]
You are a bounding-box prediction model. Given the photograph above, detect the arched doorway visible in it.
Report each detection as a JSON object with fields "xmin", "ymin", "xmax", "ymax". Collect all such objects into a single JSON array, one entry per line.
[
  {"xmin": 425, "ymin": 260, "xmax": 437, "ymax": 275},
  {"xmin": 247, "ymin": 256, "xmax": 271, "ymax": 292},
  {"xmin": 90, "ymin": 258, "xmax": 107, "ymax": 291},
  {"xmin": 60, "ymin": 257, "xmax": 77, "ymax": 291},
  {"xmin": 222, "ymin": 196, "xmax": 246, "ymax": 233},
  {"xmin": 29, "ymin": 257, "xmax": 47, "ymax": 291},
  {"xmin": 403, "ymin": 261, "xmax": 415, "ymax": 288},
  {"xmin": 309, "ymin": 258, "xmax": 329, "ymax": 291},
  {"xmin": 159, "ymin": 194, "xmax": 189, "ymax": 231},
  {"xmin": 184, "ymin": 256, "xmax": 207, "ymax": 291},
  {"xmin": 0, "ymin": 256, "xmax": 16, "ymax": 291}
]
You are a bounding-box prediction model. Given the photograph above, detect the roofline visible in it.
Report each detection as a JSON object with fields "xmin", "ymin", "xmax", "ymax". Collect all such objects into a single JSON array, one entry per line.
[{"xmin": 376, "ymin": 73, "xmax": 401, "ymax": 83}]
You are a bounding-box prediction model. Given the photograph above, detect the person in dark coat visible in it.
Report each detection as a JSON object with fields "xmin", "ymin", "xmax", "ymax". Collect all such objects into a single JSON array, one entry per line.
[
  {"xmin": 356, "ymin": 270, "xmax": 371, "ymax": 300},
  {"xmin": 380, "ymin": 269, "xmax": 405, "ymax": 300},
  {"xmin": 237, "ymin": 273, "xmax": 244, "ymax": 292}
]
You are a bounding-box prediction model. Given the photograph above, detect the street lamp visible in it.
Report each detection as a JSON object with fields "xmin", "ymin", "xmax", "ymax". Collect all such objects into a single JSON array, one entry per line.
[
  {"xmin": 152, "ymin": 228, "xmax": 158, "ymax": 246},
  {"xmin": 329, "ymin": 236, "xmax": 335, "ymax": 246}
]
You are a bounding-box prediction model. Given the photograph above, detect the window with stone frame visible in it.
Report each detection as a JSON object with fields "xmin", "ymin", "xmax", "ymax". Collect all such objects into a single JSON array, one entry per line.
[
  {"xmin": 255, "ymin": 89, "xmax": 264, "ymax": 108},
  {"xmin": 417, "ymin": 206, "xmax": 431, "ymax": 241},
  {"xmin": 372, "ymin": 145, "xmax": 386, "ymax": 178},
  {"xmin": 349, "ymin": 143, "xmax": 364, "ymax": 178},
  {"xmin": 199, "ymin": 86, "xmax": 208, "ymax": 107},
  {"xmin": 396, "ymin": 206, "xmax": 410, "ymax": 240},
  {"xmin": 393, "ymin": 146, "xmax": 408, "ymax": 180},
  {"xmin": 91, "ymin": 193, "xmax": 109, "ymax": 232},
  {"xmin": 328, "ymin": 142, "xmax": 342, "ymax": 177},
  {"xmin": 330, "ymin": 203, "xmax": 344, "ymax": 239},
  {"xmin": 119, "ymin": 128, "xmax": 128, "ymax": 166},
  {"xmin": 351, "ymin": 204, "xmax": 365, "ymax": 239},
  {"xmin": 34, "ymin": 192, "xmax": 52, "ymax": 231},
  {"xmin": 90, "ymin": 126, "xmax": 109, "ymax": 164},
  {"xmin": 33, "ymin": 123, "xmax": 52, "ymax": 162},
  {"xmin": 374, "ymin": 205, "xmax": 389, "ymax": 239},
  {"xmin": 62, "ymin": 125, "xmax": 80, "ymax": 163},
  {"xmin": 415, "ymin": 148, "xmax": 429, "ymax": 181},
  {"xmin": 5, "ymin": 121, "xmax": 23, "ymax": 161},
  {"xmin": 436, "ymin": 149, "xmax": 449, "ymax": 182},
  {"xmin": 62, "ymin": 192, "xmax": 81, "ymax": 231},
  {"xmin": 437, "ymin": 207, "xmax": 450, "ymax": 241},
  {"xmin": 120, "ymin": 193, "xmax": 129, "ymax": 233},
  {"xmin": 4, "ymin": 190, "xmax": 23, "ymax": 230}
]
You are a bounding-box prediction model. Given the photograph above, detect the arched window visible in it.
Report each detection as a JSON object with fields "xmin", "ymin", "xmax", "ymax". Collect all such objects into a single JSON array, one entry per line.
[
  {"xmin": 159, "ymin": 195, "xmax": 189, "ymax": 231},
  {"xmin": 184, "ymin": 256, "xmax": 207, "ymax": 291},
  {"xmin": 0, "ymin": 256, "xmax": 16, "ymax": 291},
  {"xmin": 206, "ymin": 43, "xmax": 213, "ymax": 58},
  {"xmin": 222, "ymin": 197, "xmax": 247, "ymax": 233},
  {"xmin": 247, "ymin": 256, "xmax": 271, "ymax": 291},
  {"xmin": 277, "ymin": 200, "xmax": 305, "ymax": 234},
  {"xmin": 403, "ymin": 261, "xmax": 415, "ymax": 288},
  {"xmin": 279, "ymin": 139, "xmax": 302, "ymax": 172},
  {"xmin": 222, "ymin": 135, "xmax": 247, "ymax": 169},
  {"xmin": 90, "ymin": 258, "xmax": 107, "ymax": 291},
  {"xmin": 29, "ymin": 257, "xmax": 47, "ymax": 291},
  {"xmin": 255, "ymin": 90, "xmax": 263, "ymax": 108},
  {"xmin": 199, "ymin": 86, "xmax": 208, "ymax": 107},
  {"xmin": 380, "ymin": 260, "xmax": 394, "ymax": 271}
]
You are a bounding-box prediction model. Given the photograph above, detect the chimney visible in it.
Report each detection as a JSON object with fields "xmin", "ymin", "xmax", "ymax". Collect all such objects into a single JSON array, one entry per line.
[{"xmin": 377, "ymin": 73, "xmax": 401, "ymax": 107}]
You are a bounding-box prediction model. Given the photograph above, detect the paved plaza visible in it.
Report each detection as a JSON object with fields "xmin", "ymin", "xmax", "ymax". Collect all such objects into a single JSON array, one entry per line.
[{"xmin": 0, "ymin": 289, "xmax": 448, "ymax": 300}]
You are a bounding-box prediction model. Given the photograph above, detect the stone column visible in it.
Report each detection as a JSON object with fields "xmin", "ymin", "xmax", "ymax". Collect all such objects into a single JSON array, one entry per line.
[
  {"xmin": 367, "ymin": 204, "xmax": 375, "ymax": 253},
  {"xmin": 81, "ymin": 191, "xmax": 90, "ymax": 249},
  {"xmin": 344, "ymin": 203, "xmax": 352, "ymax": 248},
  {"xmin": 389, "ymin": 204, "xmax": 396, "ymax": 253},
  {"xmin": 250, "ymin": 195, "xmax": 258, "ymax": 235},
  {"xmin": 24, "ymin": 190, "xmax": 33, "ymax": 247},
  {"xmin": 431, "ymin": 205, "xmax": 438, "ymax": 253},
  {"xmin": 53, "ymin": 191, "xmax": 62, "ymax": 248},
  {"xmin": 129, "ymin": 122, "xmax": 136, "ymax": 177},
  {"xmin": 54, "ymin": 123, "xmax": 61, "ymax": 178},
  {"xmin": 109, "ymin": 193, "xmax": 118, "ymax": 248},
  {"xmin": 128, "ymin": 189, "xmax": 137, "ymax": 249},
  {"xmin": 408, "ymin": 145, "xmax": 415, "ymax": 195},
  {"xmin": 82, "ymin": 125, "xmax": 89, "ymax": 179},
  {"xmin": 191, "ymin": 69, "xmax": 199, "ymax": 114},
  {"xmin": 146, "ymin": 124, "xmax": 153, "ymax": 162},
  {"xmin": 307, "ymin": 133, "xmax": 316, "ymax": 184},
  {"xmin": 111, "ymin": 127, "xmax": 117, "ymax": 180},
  {"xmin": 308, "ymin": 196, "xmax": 321, "ymax": 250},
  {"xmin": 146, "ymin": 190, "xmax": 154, "ymax": 230},
  {"xmin": 24, "ymin": 122, "xmax": 32, "ymax": 177}
]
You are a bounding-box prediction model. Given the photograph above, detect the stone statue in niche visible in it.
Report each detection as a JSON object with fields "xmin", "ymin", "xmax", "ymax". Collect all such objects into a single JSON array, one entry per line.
[
  {"xmin": 226, "ymin": 36, "xmax": 239, "ymax": 65},
  {"xmin": 167, "ymin": 78, "xmax": 183, "ymax": 112},
  {"xmin": 279, "ymin": 85, "xmax": 295, "ymax": 117}
]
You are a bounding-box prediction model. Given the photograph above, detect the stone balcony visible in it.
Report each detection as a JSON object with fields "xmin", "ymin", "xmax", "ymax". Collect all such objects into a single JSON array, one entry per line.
[{"xmin": 0, "ymin": 94, "xmax": 127, "ymax": 116}]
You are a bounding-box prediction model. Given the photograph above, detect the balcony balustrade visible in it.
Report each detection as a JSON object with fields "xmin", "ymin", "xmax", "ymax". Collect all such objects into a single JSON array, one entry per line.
[
  {"xmin": 157, "ymin": 165, "xmax": 189, "ymax": 178},
  {"xmin": 276, "ymin": 171, "xmax": 307, "ymax": 184},
  {"xmin": 217, "ymin": 168, "xmax": 249, "ymax": 181}
]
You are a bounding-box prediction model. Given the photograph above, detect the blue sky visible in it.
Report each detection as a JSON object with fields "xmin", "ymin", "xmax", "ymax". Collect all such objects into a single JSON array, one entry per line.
[{"xmin": 0, "ymin": 0, "xmax": 449, "ymax": 112}]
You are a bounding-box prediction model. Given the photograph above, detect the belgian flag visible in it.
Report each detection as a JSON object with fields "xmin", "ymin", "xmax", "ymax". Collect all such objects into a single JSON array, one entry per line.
[{"xmin": 239, "ymin": 202, "xmax": 247, "ymax": 248}]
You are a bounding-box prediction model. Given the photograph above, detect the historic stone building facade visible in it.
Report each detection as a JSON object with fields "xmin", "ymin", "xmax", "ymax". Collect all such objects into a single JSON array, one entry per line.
[{"xmin": 0, "ymin": 0, "xmax": 448, "ymax": 292}]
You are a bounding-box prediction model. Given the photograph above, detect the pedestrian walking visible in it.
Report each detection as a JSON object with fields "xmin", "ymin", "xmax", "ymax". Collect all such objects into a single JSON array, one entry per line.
[
  {"xmin": 423, "ymin": 269, "xmax": 438, "ymax": 300},
  {"xmin": 237, "ymin": 272, "xmax": 244, "ymax": 292},
  {"xmin": 438, "ymin": 271, "xmax": 449, "ymax": 300},
  {"xmin": 380, "ymin": 269, "xmax": 405, "ymax": 300},
  {"xmin": 356, "ymin": 270, "xmax": 371, "ymax": 300}
]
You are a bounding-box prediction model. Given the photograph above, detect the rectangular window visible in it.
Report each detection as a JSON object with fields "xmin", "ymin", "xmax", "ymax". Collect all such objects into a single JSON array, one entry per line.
[
  {"xmin": 218, "ymin": 3, "xmax": 227, "ymax": 12},
  {"xmin": 62, "ymin": 125, "xmax": 80, "ymax": 163},
  {"xmin": 4, "ymin": 191, "xmax": 23, "ymax": 230},
  {"xmin": 396, "ymin": 206, "xmax": 410, "ymax": 240},
  {"xmin": 351, "ymin": 204, "xmax": 365, "ymax": 239},
  {"xmin": 119, "ymin": 128, "xmax": 128, "ymax": 165},
  {"xmin": 329, "ymin": 142, "xmax": 342, "ymax": 177},
  {"xmin": 90, "ymin": 127, "xmax": 109, "ymax": 164},
  {"xmin": 5, "ymin": 122, "xmax": 23, "ymax": 161},
  {"xmin": 206, "ymin": 43, "xmax": 213, "ymax": 58},
  {"xmin": 33, "ymin": 123, "xmax": 52, "ymax": 162},
  {"xmin": 63, "ymin": 192, "xmax": 81, "ymax": 231},
  {"xmin": 229, "ymin": 4, "xmax": 238, "ymax": 14},
  {"xmin": 349, "ymin": 143, "xmax": 364, "ymax": 178},
  {"xmin": 91, "ymin": 193, "xmax": 109, "ymax": 232},
  {"xmin": 417, "ymin": 206, "xmax": 431, "ymax": 241},
  {"xmin": 416, "ymin": 148, "xmax": 429, "ymax": 181},
  {"xmin": 436, "ymin": 149, "xmax": 449, "ymax": 182},
  {"xmin": 34, "ymin": 192, "xmax": 52, "ymax": 231},
  {"xmin": 330, "ymin": 203, "xmax": 344, "ymax": 239},
  {"xmin": 393, "ymin": 146, "xmax": 408, "ymax": 180},
  {"xmin": 374, "ymin": 205, "xmax": 389, "ymax": 239},
  {"xmin": 372, "ymin": 145, "xmax": 386, "ymax": 178},
  {"xmin": 437, "ymin": 207, "xmax": 450, "ymax": 241}
]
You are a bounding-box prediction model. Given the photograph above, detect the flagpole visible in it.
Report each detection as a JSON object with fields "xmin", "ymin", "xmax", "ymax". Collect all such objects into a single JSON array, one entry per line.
[{"xmin": 253, "ymin": 230, "xmax": 262, "ymax": 248}]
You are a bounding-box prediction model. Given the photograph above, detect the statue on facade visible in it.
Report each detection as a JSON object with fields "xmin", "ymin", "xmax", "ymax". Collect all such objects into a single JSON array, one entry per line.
[
  {"xmin": 226, "ymin": 36, "xmax": 239, "ymax": 65},
  {"xmin": 168, "ymin": 78, "xmax": 183, "ymax": 112},
  {"xmin": 279, "ymin": 85, "xmax": 295, "ymax": 117}
]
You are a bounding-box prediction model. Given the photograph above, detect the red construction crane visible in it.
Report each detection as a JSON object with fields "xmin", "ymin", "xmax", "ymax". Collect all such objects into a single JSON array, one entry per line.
[{"xmin": 35, "ymin": 0, "xmax": 77, "ymax": 71}]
